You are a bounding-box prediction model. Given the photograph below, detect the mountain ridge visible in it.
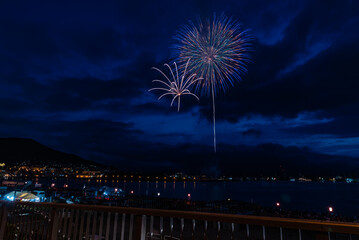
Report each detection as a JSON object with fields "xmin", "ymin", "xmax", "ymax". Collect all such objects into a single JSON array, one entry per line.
[
  {"xmin": 1, "ymin": 137, "xmax": 358, "ymax": 177},
  {"xmin": 0, "ymin": 137, "xmax": 104, "ymax": 169}
]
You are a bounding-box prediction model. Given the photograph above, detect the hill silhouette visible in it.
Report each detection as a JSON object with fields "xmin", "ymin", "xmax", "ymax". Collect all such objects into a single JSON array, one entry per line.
[
  {"xmin": 1, "ymin": 138, "xmax": 358, "ymax": 177},
  {"xmin": 0, "ymin": 138, "xmax": 103, "ymax": 169}
]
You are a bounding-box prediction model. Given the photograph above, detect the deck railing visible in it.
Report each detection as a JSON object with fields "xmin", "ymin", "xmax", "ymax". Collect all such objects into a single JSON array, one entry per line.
[{"xmin": 0, "ymin": 200, "xmax": 358, "ymax": 240}]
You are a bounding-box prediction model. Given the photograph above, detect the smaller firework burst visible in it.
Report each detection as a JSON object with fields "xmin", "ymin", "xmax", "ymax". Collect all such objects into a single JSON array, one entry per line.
[{"xmin": 149, "ymin": 59, "xmax": 201, "ymax": 111}]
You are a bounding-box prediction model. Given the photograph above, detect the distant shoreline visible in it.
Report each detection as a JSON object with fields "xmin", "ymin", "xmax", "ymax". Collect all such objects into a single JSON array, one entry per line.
[{"xmin": 3, "ymin": 176, "xmax": 358, "ymax": 184}]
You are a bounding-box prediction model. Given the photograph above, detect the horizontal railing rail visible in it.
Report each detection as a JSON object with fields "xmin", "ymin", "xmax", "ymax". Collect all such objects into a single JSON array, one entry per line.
[{"xmin": 0, "ymin": 200, "xmax": 358, "ymax": 239}]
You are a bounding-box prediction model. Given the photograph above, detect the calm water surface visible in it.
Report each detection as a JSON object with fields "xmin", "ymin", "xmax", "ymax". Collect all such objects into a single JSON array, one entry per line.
[{"xmin": 40, "ymin": 179, "xmax": 359, "ymax": 217}]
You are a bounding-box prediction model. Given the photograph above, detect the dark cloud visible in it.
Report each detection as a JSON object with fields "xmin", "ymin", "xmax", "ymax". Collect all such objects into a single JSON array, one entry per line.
[
  {"xmin": 283, "ymin": 116, "xmax": 359, "ymax": 138},
  {"xmin": 0, "ymin": 0, "xmax": 359, "ymax": 168},
  {"xmin": 0, "ymin": 18, "xmax": 59, "ymax": 57},
  {"xmin": 198, "ymin": 1, "xmax": 359, "ymax": 123},
  {"xmin": 242, "ymin": 129, "xmax": 261, "ymax": 137}
]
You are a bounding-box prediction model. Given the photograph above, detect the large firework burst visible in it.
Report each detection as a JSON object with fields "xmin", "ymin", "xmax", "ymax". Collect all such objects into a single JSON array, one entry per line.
[
  {"xmin": 173, "ymin": 14, "xmax": 253, "ymax": 152},
  {"xmin": 149, "ymin": 59, "xmax": 201, "ymax": 112}
]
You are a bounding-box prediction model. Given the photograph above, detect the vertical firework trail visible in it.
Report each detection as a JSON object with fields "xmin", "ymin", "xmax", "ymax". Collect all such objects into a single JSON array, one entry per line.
[{"xmin": 173, "ymin": 14, "xmax": 253, "ymax": 152}]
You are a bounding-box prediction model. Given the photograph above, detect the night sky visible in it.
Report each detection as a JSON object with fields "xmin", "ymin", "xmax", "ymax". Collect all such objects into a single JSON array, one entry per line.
[{"xmin": 1, "ymin": 1, "xmax": 359, "ymax": 173}]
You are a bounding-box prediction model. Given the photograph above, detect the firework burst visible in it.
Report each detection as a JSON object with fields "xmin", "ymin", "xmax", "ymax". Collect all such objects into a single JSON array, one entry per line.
[
  {"xmin": 149, "ymin": 59, "xmax": 201, "ymax": 112},
  {"xmin": 173, "ymin": 14, "xmax": 253, "ymax": 152}
]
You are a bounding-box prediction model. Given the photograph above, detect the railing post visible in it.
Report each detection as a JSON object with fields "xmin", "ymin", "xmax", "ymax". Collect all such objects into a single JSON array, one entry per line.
[
  {"xmin": 47, "ymin": 207, "xmax": 59, "ymax": 240},
  {"xmin": 141, "ymin": 215, "xmax": 147, "ymax": 240},
  {"xmin": 134, "ymin": 215, "xmax": 146, "ymax": 240},
  {"xmin": 0, "ymin": 203, "xmax": 8, "ymax": 240},
  {"xmin": 246, "ymin": 224, "xmax": 250, "ymax": 239}
]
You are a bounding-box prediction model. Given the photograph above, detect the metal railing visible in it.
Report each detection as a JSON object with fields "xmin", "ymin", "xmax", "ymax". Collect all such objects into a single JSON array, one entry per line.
[{"xmin": 0, "ymin": 200, "xmax": 358, "ymax": 240}]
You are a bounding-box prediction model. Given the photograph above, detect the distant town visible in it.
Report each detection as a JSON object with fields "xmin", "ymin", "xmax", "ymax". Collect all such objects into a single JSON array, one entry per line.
[
  {"xmin": 0, "ymin": 161, "xmax": 357, "ymax": 184},
  {"xmin": 0, "ymin": 161, "xmax": 357, "ymax": 224}
]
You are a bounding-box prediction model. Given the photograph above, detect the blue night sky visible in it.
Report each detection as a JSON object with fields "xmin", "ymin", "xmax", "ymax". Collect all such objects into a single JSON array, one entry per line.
[{"xmin": 1, "ymin": 1, "xmax": 359, "ymax": 172}]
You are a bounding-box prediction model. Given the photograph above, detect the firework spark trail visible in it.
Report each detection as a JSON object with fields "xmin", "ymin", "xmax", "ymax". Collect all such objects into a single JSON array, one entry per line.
[
  {"xmin": 173, "ymin": 14, "xmax": 253, "ymax": 152},
  {"xmin": 149, "ymin": 59, "xmax": 201, "ymax": 112}
]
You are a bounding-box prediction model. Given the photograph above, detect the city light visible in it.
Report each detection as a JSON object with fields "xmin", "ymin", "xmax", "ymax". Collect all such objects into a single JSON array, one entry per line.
[
  {"xmin": 0, "ymin": 2, "xmax": 356, "ymax": 237},
  {"xmin": 6, "ymin": 196, "xmax": 14, "ymax": 201}
]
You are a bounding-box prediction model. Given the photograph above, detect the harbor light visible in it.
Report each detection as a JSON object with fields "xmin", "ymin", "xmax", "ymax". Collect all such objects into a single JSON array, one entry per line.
[
  {"xmin": 130, "ymin": 190, "xmax": 134, "ymax": 194},
  {"xmin": 276, "ymin": 202, "xmax": 280, "ymax": 207},
  {"xmin": 157, "ymin": 192, "xmax": 160, "ymax": 196},
  {"xmin": 6, "ymin": 195, "xmax": 14, "ymax": 201},
  {"xmin": 329, "ymin": 207, "xmax": 333, "ymax": 212},
  {"xmin": 187, "ymin": 193, "xmax": 191, "ymax": 197}
]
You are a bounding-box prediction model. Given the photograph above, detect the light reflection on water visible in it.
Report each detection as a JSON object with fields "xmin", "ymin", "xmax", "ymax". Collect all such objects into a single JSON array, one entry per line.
[{"xmin": 38, "ymin": 179, "xmax": 359, "ymax": 216}]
